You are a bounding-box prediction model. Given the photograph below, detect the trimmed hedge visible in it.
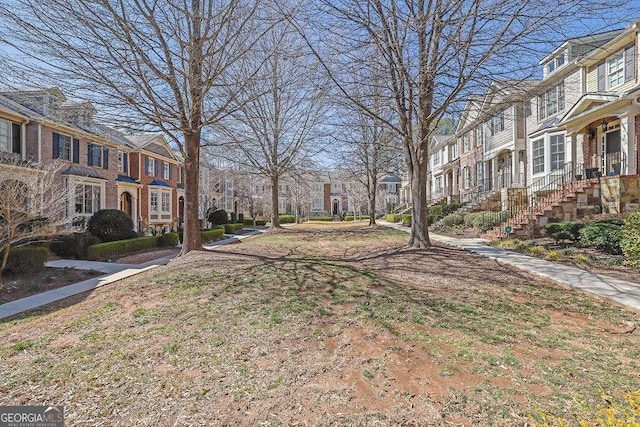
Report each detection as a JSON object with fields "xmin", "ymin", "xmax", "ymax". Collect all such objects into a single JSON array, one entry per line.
[
  {"xmin": 344, "ymin": 216, "xmax": 370, "ymax": 221},
  {"xmin": 201, "ymin": 227, "xmax": 225, "ymax": 243},
  {"xmin": 223, "ymin": 223, "xmax": 244, "ymax": 234},
  {"xmin": 3, "ymin": 246, "xmax": 49, "ymax": 274},
  {"xmin": 402, "ymin": 214, "xmax": 412, "ymax": 226},
  {"xmin": 50, "ymin": 232, "xmax": 101, "ymax": 259},
  {"xmin": 544, "ymin": 221, "xmax": 584, "ymax": 243},
  {"xmin": 207, "ymin": 208, "xmax": 228, "ymax": 226},
  {"xmin": 159, "ymin": 232, "xmax": 180, "ymax": 247},
  {"xmin": 243, "ymin": 218, "xmax": 267, "ymax": 226},
  {"xmin": 279, "ymin": 215, "xmax": 296, "ymax": 224},
  {"xmin": 87, "ymin": 236, "xmax": 160, "ymax": 261},
  {"xmin": 308, "ymin": 217, "xmax": 333, "ymax": 222},
  {"xmin": 385, "ymin": 214, "xmax": 402, "ymax": 223},
  {"xmin": 87, "ymin": 209, "xmax": 136, "ymax": 242},
  {"xmin": 622, "ymin": 211, "xmax": 640, "ymax": 268}
]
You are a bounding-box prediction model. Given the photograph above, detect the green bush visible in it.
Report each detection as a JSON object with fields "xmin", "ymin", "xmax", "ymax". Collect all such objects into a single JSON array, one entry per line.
[
  {"xmin": 87, "ymin": 236, "xmax": 159, "ymax": 261},
  {"xmin": 309, "ymin": 217, "xmax": 333, "ymax": 222},
  {"xmin": 385, "ymin": 214, "xmax": 402, "ymax": 223},
  {"xmin": 279, "ymin": 215, "xmax": 296, "ymax": 224},
  {"xmin": 442, "ymin": 213, "xmax": 464, "ymax": 227},
  {"xmin": 579, "ymin": 222, "xmax": 622, "ymax": 254},
  {"xmin": 3, "ymin": 246, "xmax": 49, "ymax": 274},
  {"xmin": 50, "ymin": 232, "xmax": 101, "ymax": 259},
  {"xmin": 206, "ymin": 208, "xmax": 228, "ymax": 226},
  {"xmin": 243, "ymin": 218, "xmax": 267, "ymax": 226},
  {"xmin": 443, "ymin": 203, "xmax": 463, "ymax": 216},
  {"xmin": 463, "ymin": 212, "xmax": 481, "ymax": 227},
  {"xmin": 223, "ymin": 223, "xmax": 244, "ymax": 234},
  {"xmin": 158, "ymin": 232, "xmax": 180, "ymax": 247},
  {"xmin": 544, "ymin": 221, "xmax": 584, "ymax": 243},
  {"xmin": 344, "ymin": 215, "xmax": 370, "ymax": 221},
  {"xmin": 621, "ymin": 211, "xmax": 640, "ymax": 268},
  {"xmin": 471, "ymin": 211, "xmax": 503, "ymax": 231},
  {"xmin": 427, "ymin": 205, "xmax": 444, "ymax": 224},
  {"xmin": 87, "ymin": 209, "xmax": 136, "ymax": 242},
  {"xmin": 402, "ymin": 214, "xmax": 412, "ymax": 226},
  {"xmin": 201, "ymin": 227, "xmax": 225, "ymax": 243}
]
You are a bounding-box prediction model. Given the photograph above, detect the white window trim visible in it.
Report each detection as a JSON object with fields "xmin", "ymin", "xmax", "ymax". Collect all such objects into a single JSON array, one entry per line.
[
  {"xmin": 607, "ymin": 52, "xmax": 625, "ymax": 90},
  {"xmin": 67, "ymin": 176, "xmax": 105, "ymax": 217},
  {"xmin": 117, "ymin": 151, "xmax": 124, "ymax": 173},
  {"xmin": 163, "ymin": 162, "xmax": 170, "ymax": 180},
  {"xmin": 89, "ymin": 143, "xmax": 104, "ymax": 168},
  {"xmin": 149, "ymin": 186, "xmax": 172, "ymax": 220}
]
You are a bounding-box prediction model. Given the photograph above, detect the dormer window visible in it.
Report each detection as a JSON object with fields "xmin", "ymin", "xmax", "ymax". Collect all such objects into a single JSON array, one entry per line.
[{"xmin": 547, "ymin": 50, "xmax": 566, "ymax": 75}]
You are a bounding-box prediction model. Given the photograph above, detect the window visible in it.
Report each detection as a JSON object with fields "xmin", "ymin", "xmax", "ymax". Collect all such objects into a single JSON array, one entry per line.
[
  {"xmin": 550, "ymin": 134, "xmax": 565, "ymax": 171},
  {"xmin": 53, "ymin": 133, "xmax": 72, "ymax": 161},
  {"xmin": 462, "ymin": 166, "xmax": 471, "ymax": 189},
  {"xmin": 163, "ymin": 162, "xmax": 170, "ymax": 180},
  {"xmin": 532, "ymin": 139, "xmax": 545, "ymax": 174},
  {"xmin": 524, "ymin": 100, "xmax": 532, "ymax": 117},
  {"xmin": 608, "ymin": 52, "xmax": 624, "ymax": 89},
  {"xmin": 74, "ymin": 183, "xmax": 101, "ymax": 215},
  {"xmin": 177, "ymin": 166, "xmax": 182, "ymax": 184},
  {"xmin": 476, "ymin": 161, "xmax": 484, "ymax": 187},
  {"xmin": 435, "ymin": 176, "xmax": 443, "ymax": 195},
  {"xmin": 117, "ymin": 151, "xmax": 128, "ymax": 173},
  {"xmin": 476, "ymin": 126, "xmax": 484, "ymax": 146},
  {"xmin": 88, "ymin": 144, "xmax": 104, "ymax": 168},
  {"xmin": 538, "ymin": 83, "xmax": 564, "ymax": 120},
  {"xmin": 490, "ymin": 111, "xmax": 505, "ymax": 136},
  {"xmin": 449, "ymin": 142, "xmax": 458, "ymax": 160},
  {"xmin": 147, "ymin": 157, "xmax": 155, "ymax": 176},
  {"xmin": 161, "ymin": 191, "xmax": 170, "ymax": 213},
  {"xmin": 0, "ymin": 119, "xmax": 10, "ymax": 152},
  {"xmin": 462, "ymin": 134, "xmax": 470, "ymax": 152},
  {"xmin": 432, "ymin": 150, "xmax": 441, "ymax": 166},
  {"xmin": 547, "ymin": 52, "xmax": 566, "ymax": 75},
  {"xmin": 150, "ymin": 191, "xmax": 158, "ymax": 212}
]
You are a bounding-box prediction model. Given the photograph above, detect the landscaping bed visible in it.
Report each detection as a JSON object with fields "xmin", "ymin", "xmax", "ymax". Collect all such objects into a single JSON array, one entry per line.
[{"xmin": 0, "ymin": 268, "xmax": 103, "ymax": 304}]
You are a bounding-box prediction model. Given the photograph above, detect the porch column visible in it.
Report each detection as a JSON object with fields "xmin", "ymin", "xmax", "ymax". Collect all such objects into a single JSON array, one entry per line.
[
  {"xmin": 621, "ymin": 114, "xmax": 637, "ymax": 175},
  {"xmin": 132, "ymin": 192, "xmax": 138, "ymax": 231},
  {"xmin": 491, "ymin": 157, "xmax": 498, "ymax": 190},
  {"xmin": 511, "ymin": 150, "xmax": 518, "ymax": 187},
  {"xmin": 452, "ymin": 167, "xmax": 459, "ymax": 195}
]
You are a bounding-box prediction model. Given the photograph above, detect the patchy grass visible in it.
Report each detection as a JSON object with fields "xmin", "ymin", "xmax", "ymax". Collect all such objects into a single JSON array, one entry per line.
[{"xmin": 0, "ymin": 222, "xmax": 638, "ymax": 426}]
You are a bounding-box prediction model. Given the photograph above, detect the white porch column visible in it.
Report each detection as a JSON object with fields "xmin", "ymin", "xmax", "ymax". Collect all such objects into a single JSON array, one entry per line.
[
  {"xmin": 491, "ymin": 157, "xmax": 498, "ymax": 190},
  {"xmin": 511, "ymin": 151, "xmax": 518, "ymax": 187},
  {"xmin": 621, "ymin": 114, "xmax": 637, "ymax": 175},
  {"xmin": 452, "ymin": 167, "xmax": 459, "ymax": 195}
]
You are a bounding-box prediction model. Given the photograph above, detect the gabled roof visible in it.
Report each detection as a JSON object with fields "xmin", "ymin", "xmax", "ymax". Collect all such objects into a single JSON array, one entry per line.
[
  {"xmin": 379, "ymin": 174, "xmax": 402, "ymax": 183},
  {"xmin": 127, "ymin": 133, "xmax": 180, "ymax": 161}
]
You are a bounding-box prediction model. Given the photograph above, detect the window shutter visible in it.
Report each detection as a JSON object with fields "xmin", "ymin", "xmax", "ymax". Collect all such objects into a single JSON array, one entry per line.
[
  {"xmin": 123, "ymin": 153, "xmax": 128, "ymax": 173},
  {"xmin": 155, "ymin": 159, "xmax": 159, "ymax": 177},
  {"xmin": 73, "ymin": 139, "xmax": 80, "ymax": 163},
  {"xmin": 103, "ymin": 148, "xmax": 109, "ymax": 169},
  {"xmin": 169, "ymin": 164, "xmax": 173, "ymax": 180},
  {"xmin": 625, "ymin": 45, "xmax": 635, "ymax": 83},
  {"xmin": 11, "ymin": 123, "xmax": 20, "ymax": 154},
  {"xmin": 145, "ymin": 157, "xmax": 150, "ymax": 175},
  {"xmin": 52, "ymin": 133, "xmax": 59, "ymax": 158},
  {"xmin": 597, "ymin": 63, "xmax": 606, "ymax": 91},
  {"xmin": 87, "ymin": 143, "xmax": 93, "ymax": 166}
]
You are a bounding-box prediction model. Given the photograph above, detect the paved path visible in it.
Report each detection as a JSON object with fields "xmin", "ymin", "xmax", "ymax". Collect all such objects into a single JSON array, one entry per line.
[
  {"xmin": 0, "ymin": 230, "xmax": 263, "ymax": 320},
  {"xmin": 381, "ymin": 221, "xmax": 640, "ymax": 312}
]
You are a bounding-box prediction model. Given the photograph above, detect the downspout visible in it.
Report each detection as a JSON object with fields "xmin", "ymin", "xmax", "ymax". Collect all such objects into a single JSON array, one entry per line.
[{"xmin": 37, "ymin": 122, "xmax": 42, "ymax": 163}]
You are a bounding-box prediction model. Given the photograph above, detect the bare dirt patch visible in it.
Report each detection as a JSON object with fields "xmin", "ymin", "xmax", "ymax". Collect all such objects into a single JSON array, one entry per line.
[
  {"xmin": 0, "ymin": 223, "xmax": 638, "ymax": 426},
  {"xmin": 111, "ymin": 248, "xmax": 180, "ymax": 264}
]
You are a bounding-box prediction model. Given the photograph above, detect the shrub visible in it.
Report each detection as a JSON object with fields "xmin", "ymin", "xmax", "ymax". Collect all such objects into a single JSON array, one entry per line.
[
  {"xmin": 87, "ymin": 236, "xmax": 159, "ymax": 261},
  {"xmin": 443, "ymin": 203, "xmax": 463, "ymax": 216},
  {"xmin": 471, "ymin": 212, "xmax": 502, "ymax": 231},
  {"xmin": 545, "ymin": 250, "xmax": 563, "ymax": 261},
  {"xmin": 243, "ymin": 218, "xmax": 267, "ymax": 226},
  {"xmin": 206, "ymin": 208, "xmax": 228, "ymax": 226},
  {"xmin": 402, "ymin": 214, "xmax": 412, "ymax": 226},
  {"xmin": 223, "ymin": 223, "xmax": 244, "ymax": 234},
  {"xmin": 87, "ymin": 209, "xmax": 136, "ymax": 243},
  {"xmin": 463, "ymin": 212, "xmax": 481, "ymax": 228},
  {"xmin": 309, "ymin": 217, "xmax": 333, "ymax": 222},
  {"xmin": 230, "ymin": 212, "xmax": 237, "ymax": 223},
  {"xmin": 427, "ymin": 205, "xmax": 444, "ymax": 224},
  {"xmin": 3, "ymin": 246, "xmax": 49, "ymax": 274},
  {"xmin": 201, "ymin": 227, "xmax": 225, "ymax": 243},
  {"xmin": 545, "ymin": 221, "xmax": 584, "ymax": 243},
  {"xmin": 345, "ymin": 216, "xmax": 370, "ymax": 221},
  {"xmin": 385, "ymin": 214, "xmax": 402, "ymax": 223},
  {"xmin": 279, "ymin": 215, "xmax": 296, "ymax": 224},
  {"xmin": 621, "ymin": 211, "xmax": 640, "ymax": 268},
  {"xmin": 579, "ymin": 222, "xmax": 622, "ymax": 254},
  {"xmin": 158, "ymin": 232, "xmax": 180, "ymax": 247},
  {"xmin": 524, "ymin": 245, "xmax": 547, "ymax": 257},
  {"xmin": 50, "ymin": 232, "xmax": 101, "ymax": 259},
  {"xmin": 573, "ymin": 254, "xmax": 592, "ymax": 265},
  {"xmin": 442, "ymin": 213, "xmax": 464, "ymax": 227}
]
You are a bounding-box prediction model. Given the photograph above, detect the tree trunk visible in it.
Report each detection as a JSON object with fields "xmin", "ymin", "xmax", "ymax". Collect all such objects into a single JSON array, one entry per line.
[
  {"xmin": 270, "ymin": 175, "xmax": 280, "ymax": 228},
  {"xmin": 408, "ymin": 155, "xmax": 431, "ymax": 248},
  {"xmin": 368, "ymin": 188, "xmax": 377, "ymax": 226},
  {"xmin": 181, "ymin": 132, "xmax": 203, "ymax": 253}
]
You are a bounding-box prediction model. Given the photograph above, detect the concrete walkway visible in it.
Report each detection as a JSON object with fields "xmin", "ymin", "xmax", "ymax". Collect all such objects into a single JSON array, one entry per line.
[
  {"xmin": 381, "ymin": 221, "xmax": 640, "ymax": 312},
  {"xmin": 0, "ymin": 230, "xmax": 263, "ymax": 320}
]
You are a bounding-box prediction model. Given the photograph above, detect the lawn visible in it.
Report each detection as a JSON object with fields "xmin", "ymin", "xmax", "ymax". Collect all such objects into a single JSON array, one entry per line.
[{"xmin": 0, "ymin": 222, "xmax": 638, "ymax": 426}]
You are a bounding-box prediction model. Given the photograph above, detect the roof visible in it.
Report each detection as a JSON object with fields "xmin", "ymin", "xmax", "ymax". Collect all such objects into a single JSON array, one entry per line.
[
  {"xmin": 148, "ymin": 179, "xmax": 171, "ymax": 187},
  {"xmin": 379, "ymin": 174, "xmax": 402, "ymax": 183},
  {"xmin": 116, "ymin": 175, "xmax": 139, "ymax": 184},
  {"xmin": 61, "ymin": 165, "xmax": 106, "ymax": 180}
]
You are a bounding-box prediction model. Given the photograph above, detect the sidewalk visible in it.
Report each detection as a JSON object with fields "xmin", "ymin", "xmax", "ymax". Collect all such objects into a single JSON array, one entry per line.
[
  {"xmin": 381, "ymin": 221, "xmax": 640, "ymax": 312},
  {"xmin": 0, "ymin": 230, "xmax": 263, "ymax": 320}
]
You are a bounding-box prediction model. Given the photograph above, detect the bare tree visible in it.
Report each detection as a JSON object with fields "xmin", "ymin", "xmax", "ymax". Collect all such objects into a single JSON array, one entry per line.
[
  {"xmin": 0, "ymin": 158, "xmax": 73, "ymax": 284},
  {"xmin": 215, "ymin": 15, "xmax": 328, "ymax": 229},
  {"xmin": 296, "ymin": 0, "xmax": 636, "ymax": 247},
  {"xmin": 0, "ymin": 0, "xmax": 264, "ymax": 253}
]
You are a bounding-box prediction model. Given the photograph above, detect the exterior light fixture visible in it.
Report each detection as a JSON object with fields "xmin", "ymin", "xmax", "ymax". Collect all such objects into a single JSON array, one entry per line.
[{"xmin": 601, "ymin": 120, "xmax": 608, "ymax": 133}]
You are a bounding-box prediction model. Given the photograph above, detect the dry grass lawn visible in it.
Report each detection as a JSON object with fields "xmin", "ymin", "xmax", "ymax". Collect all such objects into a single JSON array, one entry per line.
[{"xmin": 1, "ymin": 222, "xmax": 639, "ymax": 426}]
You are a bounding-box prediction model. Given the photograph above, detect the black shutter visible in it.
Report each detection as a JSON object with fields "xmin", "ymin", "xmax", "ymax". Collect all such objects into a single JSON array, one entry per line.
[
  {"xmin": 103, "ymin": 148, "xmax": 109, "ymax": 169},
  {"xmin": 598, "ymin": 63, "xmax": 606, "ymax": 91},
  {"xmin": 11, "ymin": 123, "xmax": 20, "ymax": 154},
  {"xmin": 73, "ymin": 138, "xmax": 80, "ymax": 163},
  {"xmin": 123, "ymin": 152, "xmax": 128, "ymax": 173},
  {"xmin": 625, "ymin": 45, "xmax": 635, "ymax": 83},
  {"xmin": 169, "ymin": 164, "xmax": 173, "ymax": 180},
  {"xmin": 155, "ymin": 159, "xmax": 159, "ymax": 177},
  {"xmin": 87, "ymin": 143, "xmax": 93, "ymax": 166},
  {"xmin": 145, "ymin": 157, "xmax": 149, "ymax": 175},
  {"xmin": 52, "ymin": 133, "xmax": 59, "ymax": 158}
]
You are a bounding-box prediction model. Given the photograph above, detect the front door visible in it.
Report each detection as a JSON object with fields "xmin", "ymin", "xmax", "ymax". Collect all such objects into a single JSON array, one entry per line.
[
  {"xmin": 332, "ymin": 200, "xmax": 339, "ymax": 215},
  {"xmin": 604, "ymin": 129, "xmax": 622, "ymax": 175}
]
